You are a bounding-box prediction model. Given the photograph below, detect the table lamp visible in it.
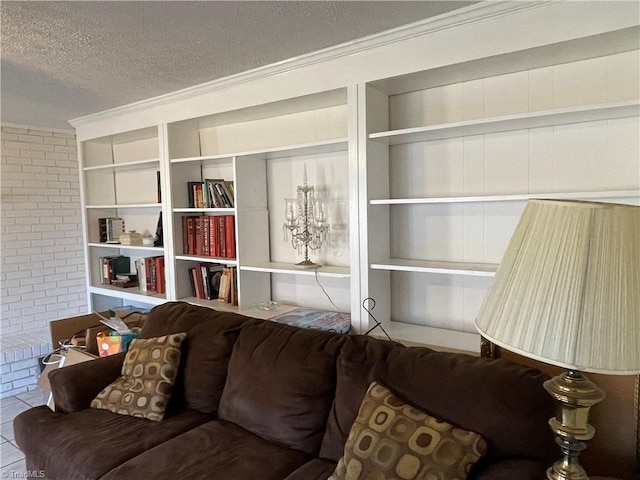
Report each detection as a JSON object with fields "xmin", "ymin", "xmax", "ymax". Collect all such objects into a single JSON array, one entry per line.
[{"xmin": 475, "ymin": 199, "xmax": 639, "ymax": 480}]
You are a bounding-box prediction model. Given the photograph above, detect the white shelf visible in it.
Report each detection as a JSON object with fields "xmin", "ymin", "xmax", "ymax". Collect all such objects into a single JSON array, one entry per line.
[
  {"xmin": 171, "ymin": 153, "xmax": 233, "ymax": 164},
  {"xmin": 371, "ymin": 259, "xmax": 497, "ymax": 277},
  {"xmin": 88, "ymin": 243, "xmax": 164, "ymax": 252},
  {"xmin": 175, "ymin": 255, "xmax": 238, "ymax": 265},
  {"xmin": 88, "ymin": 285, "xmax": 166, "ymax": 306},
  {"xmin": 171, "ymin": 138, "xmax": 348, "ymax": 163},
  {"xmin": 240, "ymin": 138, "xmax": 348, "ymax": 160},
  {"xmin": 83, "ymin": 158, "xmax": 160, "ymax": 171},
  {"xmin": 370, "ymin": 190, "xmax": 640, "ymax": 205},
  {"xmin": 85, "ymin": 203, "xmax": 162, "ymax": 209},
  {"xmin": 373, "ymin": 322, "xmax": 481, "ymax": 353},
  {"xmin": 173, "ymin": 207, "xmax": 235, "ymax": 214},
  {"xmin": 240, "ymin": 262, "xmax": 350, "ymax": 278},
  {"xmin": 368, "ymin": 101, "xmax": 639, "ymax": 145},
  {"xmin": 180, "ymin": 297, "xmax": 239, "ymax": 313}
]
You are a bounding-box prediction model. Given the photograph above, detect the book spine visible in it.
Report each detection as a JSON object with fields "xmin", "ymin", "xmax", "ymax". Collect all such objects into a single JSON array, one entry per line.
[
  {"xmin": 145, "ymin": 258, "xmax": 155, "ymax": 293},
  {"xmin": 99, "ymin": 218, "xmax": 107, "ymax": 243},
  {"xmin": 203, "ymin": 215, "xmax": 210, "ymax": 256},
  {"xmin": 187, "ymin": 182, "xmax": 196, "ymax": 208},
  {"xmin": 157, "ymin": 171, "xmax": 162, "ymax": 203},
  {"xmin": 209, "ymin": 216, "xmax": 217, "ymax": 258},
  {"xmin": 225, "ymin": 215, "xmax": 235, "ymax": 259},
  {"xmin": 155, "ymin": 256, "xmax": 165, "ymax": 294},
  {"xmin": 187, "ymin": 216, "xmax": 195, "ymax": 255},
  {"xmin": 195, "ymin": 217, "xmax": 203, "ymax": 256},
  {"xmin": 182, "ymin": 216, "xmax": 188, "ymax": 255},
  {"xmin": 136, "ymin": 259, "xmax": 147, "ymax": 293},
  {"xmin": 217, "ymin": 216, "xmax": 226, "ymax": 258}
]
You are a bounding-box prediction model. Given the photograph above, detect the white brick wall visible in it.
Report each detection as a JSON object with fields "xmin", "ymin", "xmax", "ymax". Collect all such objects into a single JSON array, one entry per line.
[{"xmin": 1, "ymin": 124, "xmax": 87, "ymax": 397}]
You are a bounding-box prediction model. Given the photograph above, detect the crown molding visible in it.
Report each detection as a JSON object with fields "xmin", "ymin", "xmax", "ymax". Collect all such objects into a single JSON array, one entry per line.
[{"xmin": 69, "ymin": 1, "xmax": 547, "ymax": 129}]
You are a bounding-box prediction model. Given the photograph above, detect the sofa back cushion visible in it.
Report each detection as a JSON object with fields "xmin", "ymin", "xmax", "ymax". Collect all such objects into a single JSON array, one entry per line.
[
  {"xmin": 321, "ymin": 337, "xmax": 556, "ymax": 467},
  {"xmin": 319, "ymin": 335, "xmax": 400, "ymax": 461},
  {"xmin": 140, "ymin": 302, "xmax": 254, "ymax": 414},
  {"xmin": 218, "ymin": 321, "xmax": 346, "ymax": 455},
  {"xmin": 379, "ymin": 348, "xmax": 556, "ymax": 464}
]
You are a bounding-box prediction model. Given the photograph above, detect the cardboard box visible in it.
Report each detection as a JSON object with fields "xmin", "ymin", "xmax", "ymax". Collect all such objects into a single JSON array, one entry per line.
[{"xmin": 49, "ymin": 310, "xmax": 148, "ymax": 355}]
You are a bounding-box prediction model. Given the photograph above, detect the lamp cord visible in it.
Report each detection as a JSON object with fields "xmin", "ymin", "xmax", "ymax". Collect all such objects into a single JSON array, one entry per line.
[{"xmin": 313, "ymin": 267, "xmax": 349, "ymax": 330}]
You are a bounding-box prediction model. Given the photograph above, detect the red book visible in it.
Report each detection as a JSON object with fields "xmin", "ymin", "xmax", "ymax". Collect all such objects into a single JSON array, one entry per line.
[
  {"xmin": 209, "ymin": 216, "xmax": 218, "ymax": 258},
  {"xmin": 195, "ymin": 216, "xmax": 203, "ymax": 256},
  {"xmin": 187, "ymin": 216, "xmax": 195, "ymax": 255},
  {"xmin": 146, "ymin": 257, "xmax": 156, "ymax": 293},
  {"xmin": 155, "ymin": 256, "xmax": 165, "ymax": 294},
  {"xmin": 217, "ymin": 216, "xmax": 226, "ymax": 258},
  {"xmin": 202, "ymin": 216, "xmax": 210, "ymax": 256},
  {"xmin": 182, "ymin": 216, "xmax": 189, "ymax": 255},
  {"xmin": 190, "ymin": 267, "xmax": 204, "ymax": 299},
  {"xmin": 225, "ymin": 215, "xmax": 236, "ymax": 259}
]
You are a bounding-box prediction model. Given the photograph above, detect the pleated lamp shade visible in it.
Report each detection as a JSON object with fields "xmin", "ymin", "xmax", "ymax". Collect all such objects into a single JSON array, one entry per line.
[{"xmin": 475, "ymin": 199, "xmax": 640, "ymax": 375}]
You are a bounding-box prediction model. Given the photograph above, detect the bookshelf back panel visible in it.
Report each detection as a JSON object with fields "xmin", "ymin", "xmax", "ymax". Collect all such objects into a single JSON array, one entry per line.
[
  {"xmin": 199, "ymin": 104, "xmax": 348, "ymax": 156},
  {"xmin": 83, "ymin": 128, "xmax": 159, "ymax": 168},
  {"xmin": 271, "ymin": 273, "xmax": 351, "ymax": 312},
  {"xmin": 389, "ymin": 202, "xmax": 523, "ymax": 265},
  {"xmin": 114, "ymin": 169, "xmax": 160, "ymax": 205},
  {"xmin": 85, "ymin": 171, "xmax": 116, "ymax": 205},
  {"xmin": 83, "ymin": 141, "xmax": 113, "ymax": 168},
  {"xmin": 85, "ymin": 169, "xmax": 161, "ymax": 206},
  {"xmin": 171, "ymin": 162, "xmax": 235, "ymax": 209},
  {"xmin": 86, "ymin": 209, "xmax": 161, "ymax": 243},
  {"xmin": 387, "ymin": 50, "xmax": 639, "ymax": 131},
  {"xmin": 388, "ymin": 117, "xmax": 640, "ymax": 199},
  {"xmin": 390, "ymin": 272, "xmax": 492, "ymax": 333},
  {"xmin": 267, "ymin": 150, "xmax": 350, "ymax": 267},
  {"xmin": 112, "ymin": 137, "xmax": 159, "ymax": 164}
]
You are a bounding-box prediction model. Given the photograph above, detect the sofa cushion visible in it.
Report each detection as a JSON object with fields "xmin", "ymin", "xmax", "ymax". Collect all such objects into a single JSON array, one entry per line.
[
  {"xmin": 283, "ymin": 458, "xmax": 338, "ymax": 480},
  {"xmin": 380, "ymin": 347, "xmax": 557, "ymax": 465},
  {"xmin": 100, "ymin": 419, "xmax": 311, "ymax": 480},
  {"xmin": 13, "ymin": 406, "xmax": 212, "ymax": 480},
  {"xmin": 140, "ymin": 301, "xmax": 254, "ymax": 414},
  {"xmin": 320, "ymin": 335, "xmax": 400, "ymax": 461},
  {"xmin": 329, "ymin": 381, "xmax": 487, "ymax": 480},
  {"xmin": 91, "ymin": 333, "xmax": 186, "ymax": 421},
  {"xmin": 218, "ymin": 320, "xmax": 346, "ymax": 455}
]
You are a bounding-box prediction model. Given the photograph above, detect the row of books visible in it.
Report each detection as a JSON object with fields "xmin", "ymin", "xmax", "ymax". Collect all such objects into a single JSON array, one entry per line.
[
  {"xmin": 189, "ymin": 264, "xmax": 237, "ymax": 305},
  {"xmin": 188, "ymin": 179, "xmax": 235, "ymax": 209},
  {"xmin": 99, "ymin": 218, "xmax": 125, "ymax": 243},
  {"xmin": 99, "ymin": 255, "xmax": 131, "ymax": 284},
  {"xmin": 98, "ymin": 255, "xmax": 165, "ymax": 294},
  {"xmin": 135, "ymin": 256, "xmax": 165, "ymax": 294},
  {"xmin": 182, "ymin": 215, "xmax": 236, "ymax": 259}
]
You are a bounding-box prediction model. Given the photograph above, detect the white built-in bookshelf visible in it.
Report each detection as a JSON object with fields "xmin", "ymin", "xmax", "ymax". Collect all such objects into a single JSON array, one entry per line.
[{"xmin": 73, "ymin": 2, "xmax": 639, "ymax": 353}]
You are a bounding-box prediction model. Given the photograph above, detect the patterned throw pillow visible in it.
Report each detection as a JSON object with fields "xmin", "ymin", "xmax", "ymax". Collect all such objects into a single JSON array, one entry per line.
[
  {"xmin": 91, "ymin": 333, "xmax": 186, "ymax": 421},
  {"xmin": 329, "ymin": 381, "xmax": 487, "ymax": 480}
]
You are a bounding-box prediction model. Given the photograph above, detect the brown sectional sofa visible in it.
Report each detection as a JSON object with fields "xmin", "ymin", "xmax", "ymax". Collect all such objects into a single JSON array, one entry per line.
[{"xmin": 14, "ymin": 302, "xmax": 556, "ymax": 479}]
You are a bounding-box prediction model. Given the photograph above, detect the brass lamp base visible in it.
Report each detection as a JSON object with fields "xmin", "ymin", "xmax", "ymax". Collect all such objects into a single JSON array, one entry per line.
[
  {"xmin": 294, "ymin": 259, "xmax": 320, "ymax": 269},
  {"xmin": 544, "ymin": 370, "xmax": 605, "ymax": 480}
]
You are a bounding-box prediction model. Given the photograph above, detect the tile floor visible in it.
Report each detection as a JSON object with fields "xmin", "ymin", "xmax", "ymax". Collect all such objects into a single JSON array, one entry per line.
[{"xmin": 1, "ymin": 388, "xmax": 49, "ymax": 477}]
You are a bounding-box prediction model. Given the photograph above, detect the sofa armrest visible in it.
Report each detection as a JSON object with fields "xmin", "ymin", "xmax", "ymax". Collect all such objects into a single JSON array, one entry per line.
[{"xmin": 49, "ymin": 352, "xmax": 125, "ymax": 413}]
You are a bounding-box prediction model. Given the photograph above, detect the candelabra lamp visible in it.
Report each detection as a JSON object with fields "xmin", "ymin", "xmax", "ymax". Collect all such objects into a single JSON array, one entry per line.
[
  {"xmin": 283, "ymin": 175, "xmax": 329, "ymax": 269},
  {"xmin": 475, "ymin": 199, "xmax": 639, "ymax": 480}
]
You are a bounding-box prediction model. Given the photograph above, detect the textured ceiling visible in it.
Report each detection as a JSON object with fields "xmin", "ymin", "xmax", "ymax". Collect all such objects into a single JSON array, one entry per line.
[{"xmin": 1, "ymin": 1, "xmax": 475, "ymax": 130}]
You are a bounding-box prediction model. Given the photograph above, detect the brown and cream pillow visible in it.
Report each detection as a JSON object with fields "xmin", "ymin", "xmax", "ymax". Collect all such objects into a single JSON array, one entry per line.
[
  {"xmin": 91, "ymin": 332, "xmax": 186, "ymax": 421},
  {"xmin": 329, "ymin": 381, "xmax": 487, "ymax": 480}
]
